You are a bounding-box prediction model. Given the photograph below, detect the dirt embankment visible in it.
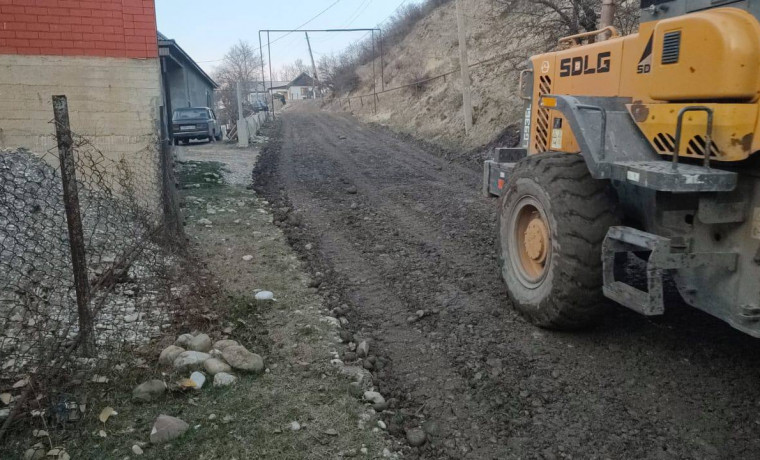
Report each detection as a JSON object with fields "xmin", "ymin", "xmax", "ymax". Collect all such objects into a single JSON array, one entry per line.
[{"xmin": 328, "ymin": 1, "xmax": 526, "ymax": 153}]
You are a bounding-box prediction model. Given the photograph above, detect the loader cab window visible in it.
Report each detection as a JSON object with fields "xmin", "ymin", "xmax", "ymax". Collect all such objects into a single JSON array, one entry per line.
[
  {"xmin": 640, "ymin": 0, "xmax": 675, "ymax": 7},
  {"xmin": 641, "ymin": 0, "xmax": 745, "ymax": 22},
  {"xmin": 640, "ymin": 0, "xmax": 683, "ymax": 22}
]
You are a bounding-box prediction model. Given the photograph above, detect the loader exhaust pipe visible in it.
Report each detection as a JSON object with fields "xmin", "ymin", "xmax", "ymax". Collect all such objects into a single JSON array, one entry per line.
[{"xmin": 599, "ymin": 0, "xmax": 616, "ymax": 40}]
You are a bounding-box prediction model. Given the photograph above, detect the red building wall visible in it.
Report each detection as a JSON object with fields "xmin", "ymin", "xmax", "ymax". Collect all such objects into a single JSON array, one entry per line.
[{"xmin": 0, "ymin": 0, "xmax": 158, "ymax": 58}]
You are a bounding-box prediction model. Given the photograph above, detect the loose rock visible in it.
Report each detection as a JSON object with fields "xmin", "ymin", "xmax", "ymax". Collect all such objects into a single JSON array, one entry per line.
[
  {"xmin": 212, "ymin": 339, "xmax": 239, "ymax": 351},
  {"xmin": 357, "ymin": 340, "xmax": 370, "ymax": 358},
  {"xmin": 255, "ymin": 291, "xmax": 275, "ymax": 301},
  {"xmin": 173, "ymin": 351, "xmax": 211, "ymax": 370},
  {"xmin": 132, "ymin": 379, "xmax": 166, "ymax": 402},
  {"xmin": 158, "ymin": 345, "xmax": 185, "ymax": 366},
  {"xmin": 363, "ymin": 391, "xmax": 385, "ymax": 406},
  {"xmin": 150, "ymin": 415, "xmax": 189, "ymax": 444},
  {"xmin": 189, "ymin": 371, "xmax": 206, "ymax": 389},
  {"xmin": 188, "ymin": 333, "xmax": 212, "ymax": 352},
  {"xmin": 131, "ymin": 445, "xmax": 143, "ymax": 455},
  {"xmin": 222, "ymin": 345, "xmax": 264, "ymax": 373},
  {"xmin": 124, "ymin": 313, "xmax": 140, "ymax": 323},
  {"xmin": 175, "ymin": 334, "xmax": 194, "ymax": 348},
  {"xmin": 406, "ymin": 428, "xmax": 427, "ymax": 447},
  {"xmin": 204, "ymin": 358, "xmax": 232, "ymax": 376},
  {"xmin": 213, "ymin": 372, "xmax": 237, "ymax": 387},
  {"xmin": 23, "ymin": 445, "xmax": 46, "ymax": 460}
]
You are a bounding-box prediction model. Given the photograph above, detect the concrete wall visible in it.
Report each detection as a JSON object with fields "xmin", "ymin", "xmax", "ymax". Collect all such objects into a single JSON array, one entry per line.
[
  {"xmin": 0, "ymin": 54, "xmax": 161, "ymax": 181},
  {"xmin": 289, "ymin": 86, "xmax": 304, "ymax": 100},
  {"xmin": 168, "ymin": 66, "xmax": 214, "ymax": 110},
  {"xmin": 289, "ymin": 86, "xmax": 315, "ymax": 100}
]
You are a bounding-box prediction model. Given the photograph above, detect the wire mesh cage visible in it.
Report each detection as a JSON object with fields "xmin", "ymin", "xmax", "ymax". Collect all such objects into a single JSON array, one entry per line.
[{"xmin": 0, "ymin": 102, "xmax": 184, "ymax": 438}]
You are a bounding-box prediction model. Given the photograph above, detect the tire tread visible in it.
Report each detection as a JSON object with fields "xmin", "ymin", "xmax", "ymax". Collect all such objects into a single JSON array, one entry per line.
[{"xmin": 498, "ymin": 152, "xmax": 619, "ymax": 329}]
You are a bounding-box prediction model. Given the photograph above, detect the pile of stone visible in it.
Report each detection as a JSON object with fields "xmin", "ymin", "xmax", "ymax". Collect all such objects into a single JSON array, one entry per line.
[
  {"xmin": 155, "ymin": 332, "xmax": 264, "ymax": 391},
  {"xmin": 126, "ymin": 332, "xmax": 265, "ymax": 450}
]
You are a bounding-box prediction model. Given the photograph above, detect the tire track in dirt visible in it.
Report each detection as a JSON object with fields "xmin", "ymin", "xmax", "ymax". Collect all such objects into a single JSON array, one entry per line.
[{"xmin": 255, "ymin": 111, "xmax": 760, "ymax": 459}]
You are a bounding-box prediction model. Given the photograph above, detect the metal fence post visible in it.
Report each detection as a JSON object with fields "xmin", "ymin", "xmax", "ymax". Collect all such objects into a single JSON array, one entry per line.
[
  {"xmin": 52, "ymin": 95, "xmax": 95, "ymax": 357},
  {"xmin": 159, "ymin": 129, "xmax": 185, "ymax": 242}
]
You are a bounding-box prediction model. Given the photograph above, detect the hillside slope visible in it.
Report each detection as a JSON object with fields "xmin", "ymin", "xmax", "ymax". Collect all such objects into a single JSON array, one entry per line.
[{"xmin": 328, "ymin": 1, "xmax": 530, "ymax": 153}]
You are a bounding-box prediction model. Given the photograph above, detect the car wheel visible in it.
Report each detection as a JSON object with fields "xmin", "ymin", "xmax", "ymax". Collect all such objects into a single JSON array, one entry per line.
[{"xmin": 173, "ymin": 138, "xmax": 179, "ymax": 146}]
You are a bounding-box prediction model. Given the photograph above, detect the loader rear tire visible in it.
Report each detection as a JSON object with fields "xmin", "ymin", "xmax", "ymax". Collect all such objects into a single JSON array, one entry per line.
[{"xmin": 498, "ymin": 152, "xmax": 620, "ymax": 330}]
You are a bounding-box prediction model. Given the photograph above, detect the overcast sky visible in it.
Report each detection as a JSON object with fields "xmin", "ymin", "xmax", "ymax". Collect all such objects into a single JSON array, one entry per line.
[{"xmin": 155, "ymin": 0, "xmax": 421, "ymax": 78}]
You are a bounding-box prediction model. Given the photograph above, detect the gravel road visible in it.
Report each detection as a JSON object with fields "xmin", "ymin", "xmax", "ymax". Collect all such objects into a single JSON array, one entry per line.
[{"xmin": 253, "ymin": 111, "xmax": 760, "ymax": 459}]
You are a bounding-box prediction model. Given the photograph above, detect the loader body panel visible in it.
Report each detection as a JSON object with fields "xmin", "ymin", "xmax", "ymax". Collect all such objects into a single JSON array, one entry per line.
[{"xmin": 488, "ymin": 2, "xmax": 760, "ymax": 337}]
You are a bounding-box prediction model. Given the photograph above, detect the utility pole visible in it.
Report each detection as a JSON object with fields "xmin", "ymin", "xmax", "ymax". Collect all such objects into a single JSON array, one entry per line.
[
  {"xmin": 236, "ymin": 81, "xmax": 244, "ymax": 122},
  {"xmin": 599, "ymin": 0, "xmax": 616, "ymax": 40},
  {"xmin": 371, "ymin": 29, "xmax": 377, "ymax": 114},
  {"xmin": 267, "ymin": 31, "xmax": 276, "ymax": 120},
  {"xmin": 455, "ymin": 0, "xmax": 473, "ymax": 134},
  {"xmin": 236, "ymin": 81, "xmax": 249, "ymax": 147},
  {"xmin": 258, "ymin": 31, "xmax": 267, "ymax": 115},
  {"xmin": 379, "ymin": 29, "xmax": 385, "ymax": 91},
  {"xmin": 305, "ymin": 32, "xmax": 322, "ymax": 100}
]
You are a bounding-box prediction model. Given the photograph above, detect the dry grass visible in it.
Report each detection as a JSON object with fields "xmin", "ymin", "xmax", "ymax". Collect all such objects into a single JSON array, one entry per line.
[
  {"xmin": 0, "ymin": 160, "xmax": 391, "ymax": 459},
  {"xmin": 331, "ymin": 0, "xmax": 526, "ymax": 151}
]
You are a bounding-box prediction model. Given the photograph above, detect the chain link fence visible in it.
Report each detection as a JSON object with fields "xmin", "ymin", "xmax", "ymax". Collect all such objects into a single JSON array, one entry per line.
[{"xmin": 0, "ymin": 96, "xmax": 184, "ymax": 438}]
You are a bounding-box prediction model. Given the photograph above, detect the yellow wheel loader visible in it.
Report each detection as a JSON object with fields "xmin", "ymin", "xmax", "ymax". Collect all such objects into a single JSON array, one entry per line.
[{"xmin": 484, "ymin": 0, "xmax": 760, "ymax": 336}]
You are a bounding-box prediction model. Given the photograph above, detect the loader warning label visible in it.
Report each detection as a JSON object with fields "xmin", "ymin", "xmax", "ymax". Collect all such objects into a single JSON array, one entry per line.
[
  {"xmin": 551, "ymin": 117, "xmax": 563, "ymax": 149},
  {"xmin": 752, "ymin": 208, "xmax": 760, "ymax": 240}
]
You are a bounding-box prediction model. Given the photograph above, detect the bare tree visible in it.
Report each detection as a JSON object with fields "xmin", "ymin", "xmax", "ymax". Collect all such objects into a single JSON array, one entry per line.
[
  {"xmin": 317, "ymin": 53, "xmax": 360, "ymax": 96},
  {"xmin": 212, "ymin": 40, "xmax": 263, "ymax": 125},
  {"xmin": 316, "ymin": 0, "xmax": 455, "ymax": 98},
  {"xmin": 490, "ymin": 0, "xmax": 640, "ymax": 55},
  {"xmin": 280, "ymin": 59, "xmax": 311, "ymax": 82}
]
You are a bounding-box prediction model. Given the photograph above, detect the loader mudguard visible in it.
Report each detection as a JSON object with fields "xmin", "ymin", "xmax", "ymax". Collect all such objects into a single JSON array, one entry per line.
[{"xmin": 545, "ymin": 95, "xmax": 738, "ymax": 193}]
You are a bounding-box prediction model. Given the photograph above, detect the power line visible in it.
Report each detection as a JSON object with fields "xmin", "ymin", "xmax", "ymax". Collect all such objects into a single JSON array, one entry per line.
[
  {"xmin": 312, "ymin": 0, "xmax": 374, "ymax": 44},
  {"xmin": 345, "ymin": 0, "xmax": 374, "ymax": 27},
  {"xmin": 196, "ymin": 0, "xmax": 343, "ymax": 64},
  {"xmin": 265, "ymin": 0, "xmax": 343, "ymax": 47},
  {"xmin": 345, "ymin": 0, "xmax": 409, "ymax": 47}
]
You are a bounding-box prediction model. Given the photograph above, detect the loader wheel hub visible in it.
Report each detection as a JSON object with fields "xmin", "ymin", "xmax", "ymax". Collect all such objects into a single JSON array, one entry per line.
[
  {"xmin": 524, "ymin": 218, "xmax": 549, "ymax": 263},
  {"xmin": 511, "ymin": 198, "xmax": 552, "ymax": 284}
]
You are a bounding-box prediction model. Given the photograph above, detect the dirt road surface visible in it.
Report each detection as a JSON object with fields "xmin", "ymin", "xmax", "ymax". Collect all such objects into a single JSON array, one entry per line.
[{"xmin": 254, "ymin": 111, "xmax": 760, "ymax": 459}]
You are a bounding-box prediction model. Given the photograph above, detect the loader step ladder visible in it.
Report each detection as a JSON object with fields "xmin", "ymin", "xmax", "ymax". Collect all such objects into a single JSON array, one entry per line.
[
  {"xmin": 602, "ymin": 226, "xmax": 738, "ymax": 316},
  {"xmin": 483, "ymin": 147, "xmax": 526, "ymax": 197}
]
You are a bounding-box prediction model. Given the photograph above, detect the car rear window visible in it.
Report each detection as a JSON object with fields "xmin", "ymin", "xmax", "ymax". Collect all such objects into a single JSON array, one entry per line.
[{"xmin": 173, "ymin": 109, "xmax": 208, "ymax": 120}]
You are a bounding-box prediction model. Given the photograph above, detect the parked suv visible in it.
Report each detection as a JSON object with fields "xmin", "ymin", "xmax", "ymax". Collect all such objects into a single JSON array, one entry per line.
[
  {"xmin": 252, "ymin": 100, "xmax": 269, "ymax": 113},
  {"xmin": 172, "ymin": 107, "xmax": 221, "ymax": 145}
]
